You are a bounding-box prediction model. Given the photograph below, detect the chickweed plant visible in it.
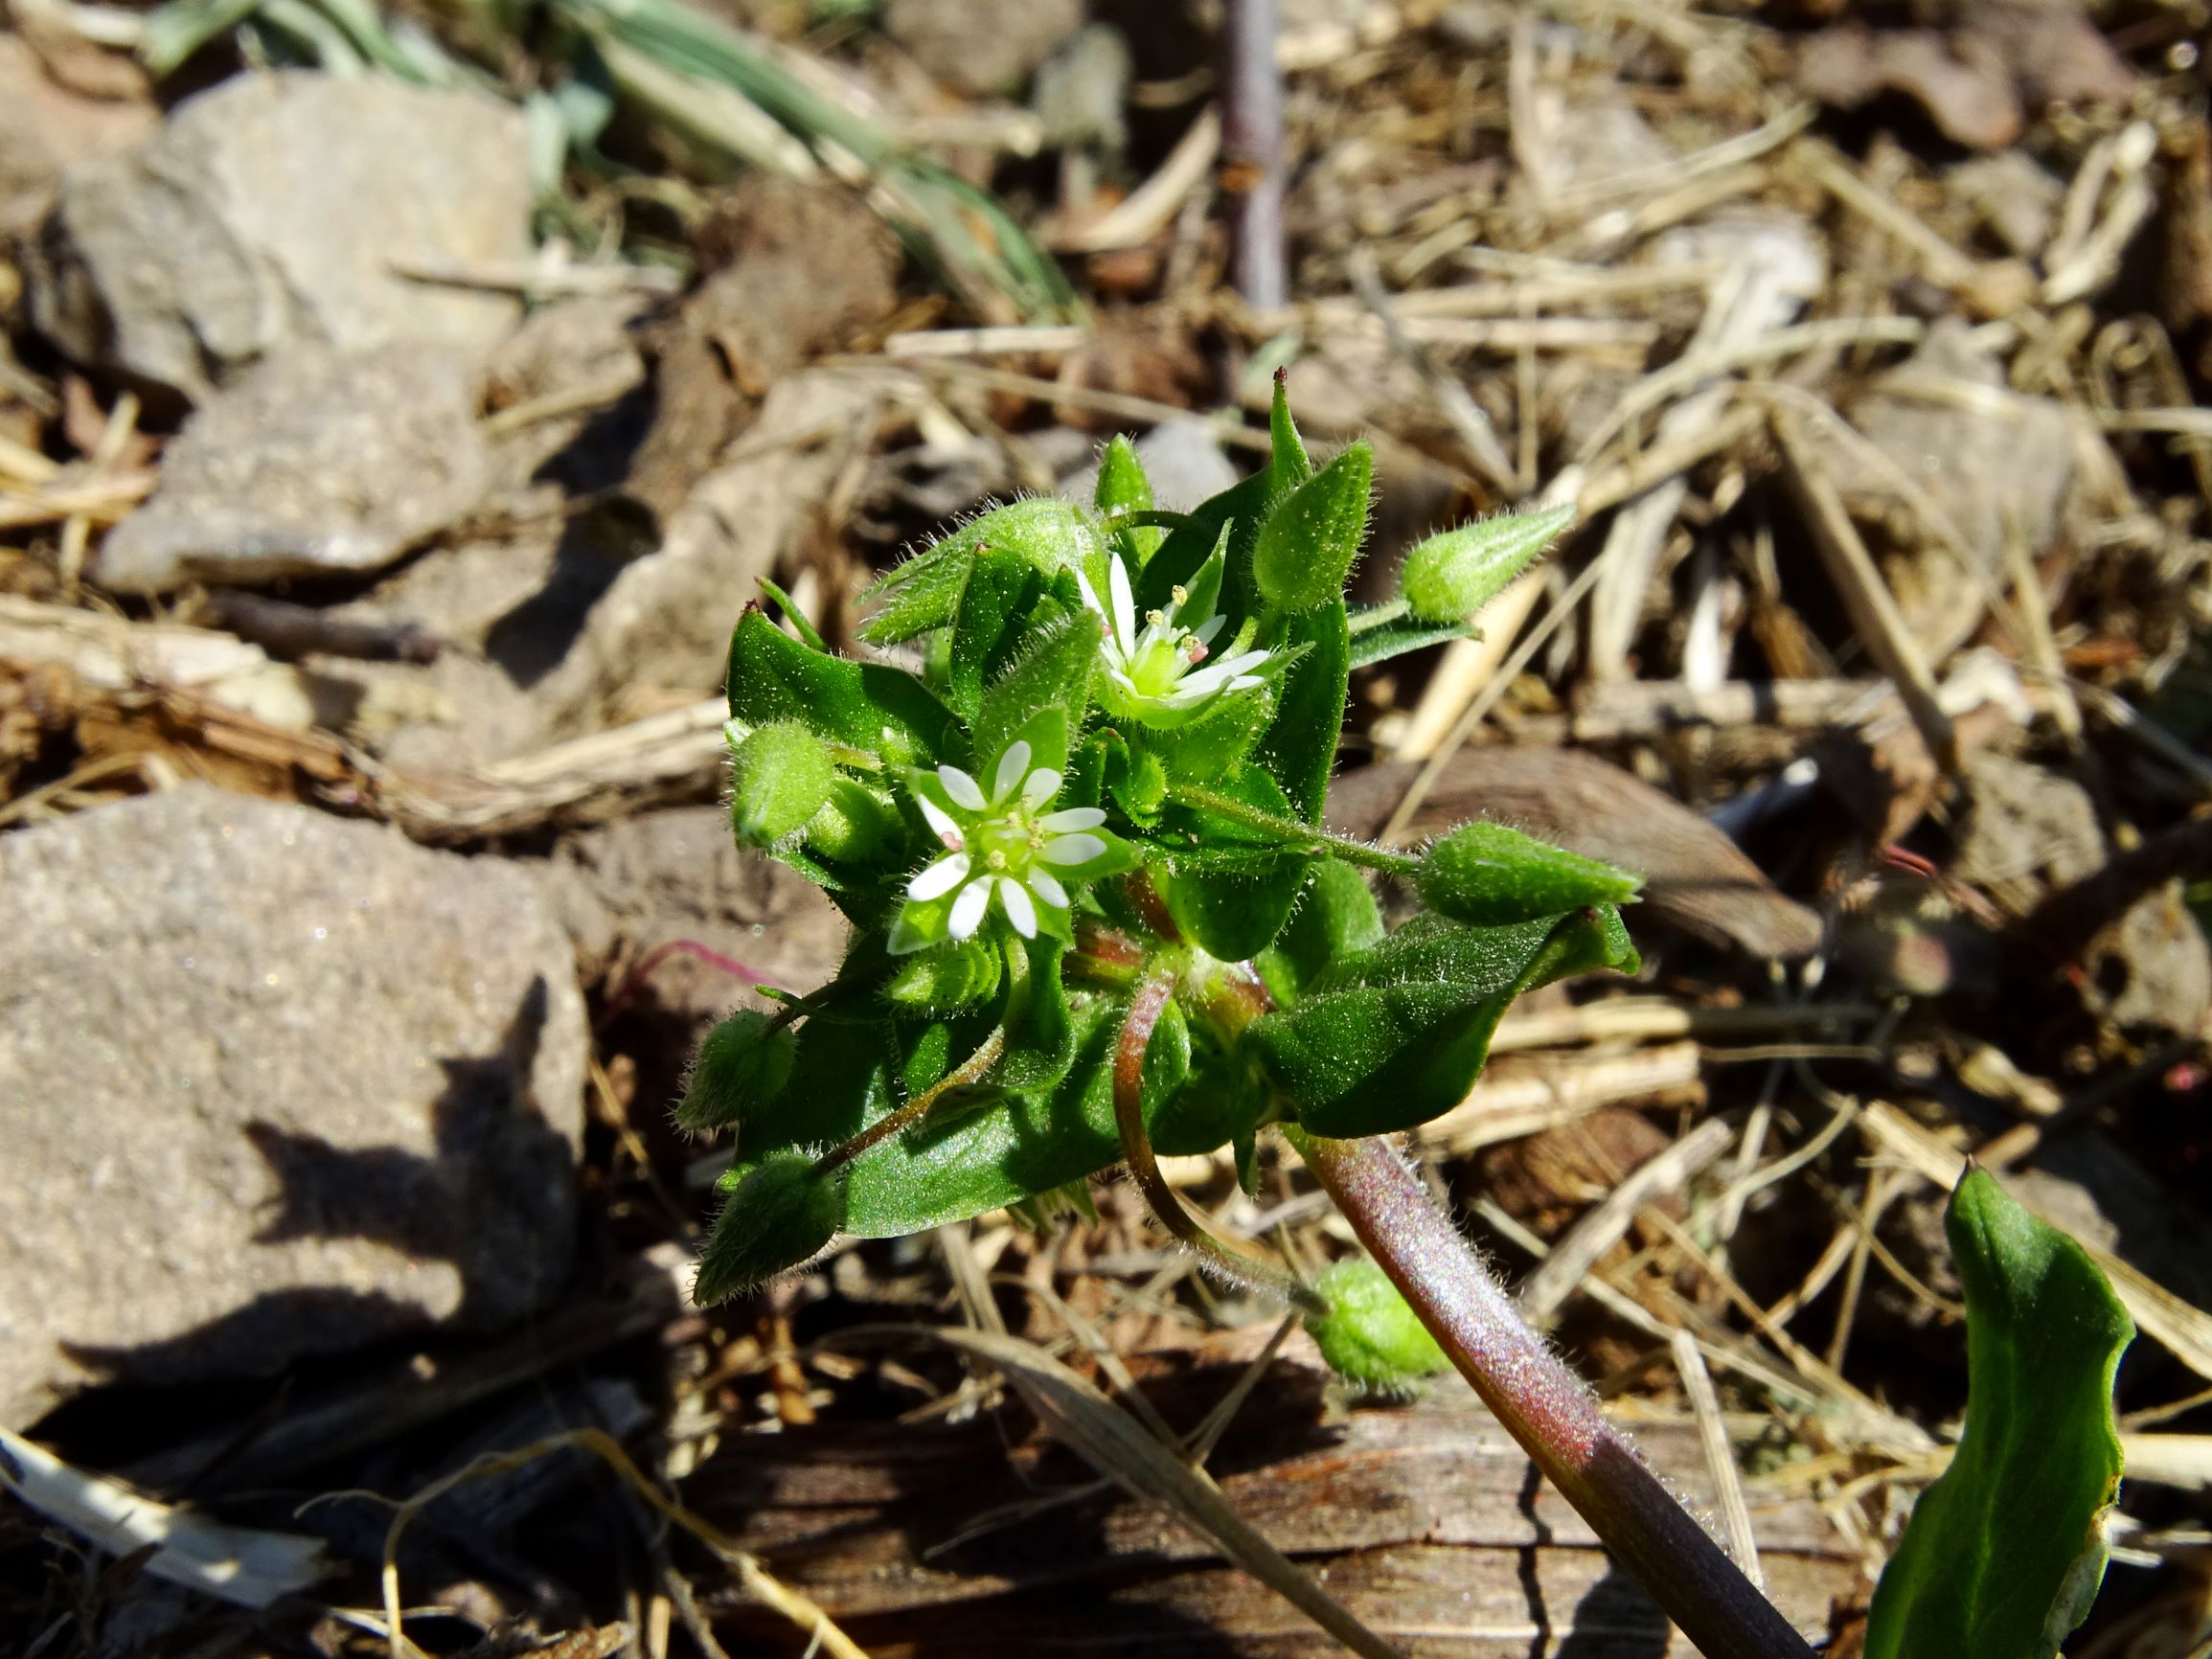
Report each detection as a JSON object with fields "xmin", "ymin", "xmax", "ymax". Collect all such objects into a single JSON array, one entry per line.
[{"xmin": 682, "ymin": 385, "xmax": 2133, "ymax": 1659}]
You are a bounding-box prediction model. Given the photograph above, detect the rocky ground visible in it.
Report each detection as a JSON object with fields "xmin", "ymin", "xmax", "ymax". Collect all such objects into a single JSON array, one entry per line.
[{"xmin": 2, "ymin": 1, "xmax": 2211, "ymax": 1655}]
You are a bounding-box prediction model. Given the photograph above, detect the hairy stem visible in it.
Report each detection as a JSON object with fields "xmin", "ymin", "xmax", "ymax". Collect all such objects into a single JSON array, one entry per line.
[
  {"xmin": 1117, "ymin": 974, "xmax": 1325, "ymax": 1314},
  {"xmin": 1164, "ymin": 784, "xmax": 1423, "ymax": 877},
  {"xmin": 810, "ymin": 1026, "xmax": 1007, "ymax": 1180},
  {"xmin": 1288, "ymin": 1127, "xmax": 1817, "ymax": 1659}
]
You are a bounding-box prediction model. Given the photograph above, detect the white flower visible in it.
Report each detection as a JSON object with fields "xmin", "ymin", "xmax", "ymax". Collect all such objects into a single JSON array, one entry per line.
[
  {"xmin": 890, "ymin": 739, "xmax": 1113, "ymax": 954},
  {"xmin": 1077, "ymin": 550, "xmax": 1273, "ymax": 727}
]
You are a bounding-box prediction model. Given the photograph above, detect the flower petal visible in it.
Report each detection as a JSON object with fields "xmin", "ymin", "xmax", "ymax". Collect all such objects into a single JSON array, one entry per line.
[
  {"xmin": 1038, "ymin": 807, "xmax": 1106, "ymax": 832},
  {"xmin": 1211, "ymin": 649, "xmax": 1274, "ymax": 676},
  {"xmin": 948, "ymin": 876, "xmax": 992, "ymax": 940},
  {"xmin": 917, "ymin": 794, "xmax": 963, "ymax": 847},
  {"xmin": 938, "ymin": 764, "xmax": 987, "ymax": 811},
  {"xmin": 998, "ymin": 875, "xmax": 1037, "ymax": 939},
  {"xmin": 1076, "ymin": 568, "xmax": 1106, "ymax": 619},
  {"xmin": 1193, "ymin": 614, "xmax": 1226, "ymax": 646},
  {"xmin": 1107, "ymin": 554, "xmax": 1137, "ymax": 650},
  {"xmin": 1229, "ymin": 673, "xmax": 1266, "ymax": 692},
  {"xmin": 992, "ymin": 740, "xmax": 1032, "ymax": 804},
  {"xmin": 1020, "ymin": 767, "xmax": 1062, "ymax": 808},
  {"xmin": 1028, "ymin": 869, "xmax": 1068, "ymax": 908},
  {"xmin": 1041, "ymin": 832, "xmax": 1108, "ymax": 867},
  {"xmin": 907, "ymin": 852, "xmax": 969, "ymax": 901}
]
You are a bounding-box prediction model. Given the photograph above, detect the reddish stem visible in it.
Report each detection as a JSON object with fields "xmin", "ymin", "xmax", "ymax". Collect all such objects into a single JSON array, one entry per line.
[
  {"xmin": 1289, "ymin": 1129, "xmax": 1817, "ymax": 1659},
  {"xmin": 595, "ymin": 939, "xmax": 775, "ymax": 1031}
]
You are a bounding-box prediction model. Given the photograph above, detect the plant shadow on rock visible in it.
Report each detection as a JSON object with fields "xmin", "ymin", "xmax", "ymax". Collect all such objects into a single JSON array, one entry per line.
[{"xmin": 59, "ymin": 977, "xmax": 579, "ymax": 1399}]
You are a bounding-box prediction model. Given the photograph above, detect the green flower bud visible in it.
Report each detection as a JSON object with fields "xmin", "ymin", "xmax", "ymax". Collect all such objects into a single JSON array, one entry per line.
[
  {"xmin": 1304, "ymin": 1261, "xmax": 1448, "ymax": 1389},
  {"xmin": 806, "ymin": 776, "xmax": 901, "ymax": 863},
  {"xmin": 1400, "ymin": 504, "xmax": 1575, "ymax": 624},
  {"xmin": 675, "ymin": 1009, "xmax": 795, "ymax": 1133},
  {"xmin": 729, "ymin": 721, "xmax": 835, "ymax": 846},
  {"xmin": 1095, "ymin": 434, "xmax": 1152, "ymax": 517},
  {"xmin": 883, "ymin": 939, "xmax": 1003, "ymax": 1012},
  {"xmin": 694, "ymin": 1150, "xmax": 842, "ymax": 1303},
  {"xmin": 1416, "ymin": 820, "xmax": 1641, "ymax": 927},
  {"xmin": 1253, "ymin": 441, "xmax": 1373, "ymax": 614}
]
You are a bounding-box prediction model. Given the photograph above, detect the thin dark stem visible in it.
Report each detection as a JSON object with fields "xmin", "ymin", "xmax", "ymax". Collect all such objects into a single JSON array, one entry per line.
[
  {"xmin": 810, "ymin": 1026, "xmax": 1006, "ymax": 1180},
  {"xmin": 1288, "ymin": 1128, "xmax": 1817, "ymax": 1659},
  {"xmin": 1164, "ymin": 784, "xmax": 1422, "ymax": 877},
  {"xmin": 1116, "ymin": 974, "xmax": 1324, "ymax": 1314},
  {"xmin": 1221, "ymin": 0, "xmax": 1288, "ymax": 310}
]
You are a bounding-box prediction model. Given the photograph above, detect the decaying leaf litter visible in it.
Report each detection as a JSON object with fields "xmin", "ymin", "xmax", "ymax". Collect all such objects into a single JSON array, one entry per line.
[{"xmin": 3, "ymin": 0, "xmax": 2211, "ymax": 1652}]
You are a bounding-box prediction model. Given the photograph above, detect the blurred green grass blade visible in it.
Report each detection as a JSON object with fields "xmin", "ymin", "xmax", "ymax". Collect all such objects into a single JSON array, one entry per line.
[
  {"xmin": 1863, "ymin": 1167, "xmax": 2134, "ymax": 1659},
  {"xmin": 142, "ymin": 0, "xmax": 262, "ymax": 76},
  {"xmin": 553, "ymin": 0, "xmax": 1074, "ymax": 319}
]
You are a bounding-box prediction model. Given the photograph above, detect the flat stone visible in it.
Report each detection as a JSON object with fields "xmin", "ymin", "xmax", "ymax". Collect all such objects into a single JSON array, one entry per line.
[
  {"xmin": 0, "ymin": 36, "xmax": 155, "ymax": 239},
  {"xmin": 29, "ymin": 70, "xmax": 532, "ymax": 403},
  {"xmin": 0, "ymin": 785, "xmax": 586, "ymax": 1427},
  {"xmin": 882, "ymin": 0, "xmax": 1082, "ymax": 95},
  {"xmin": 94, "ymin": 342, "xmax": 492, "ymax": 593}
]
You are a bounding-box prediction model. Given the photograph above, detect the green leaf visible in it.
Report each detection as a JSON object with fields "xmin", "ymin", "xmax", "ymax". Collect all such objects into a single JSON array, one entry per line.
[
  {"xmin": 1155, "ymin": 765, "xmax": 1315, "ymax": 960},
  {"xmin": 862, "ymin": 499, "xmax": 1102, "ymax": 646},
  {"xmin": 1250, "ymin": 908, "xmax": 1636, "ymax": 1137},
  {"xmin": 696, "ymin": 1149, "xmax": 844, "ymax": 1302},
  {"xmin": 728, "ymin": 720, "xmax": 836, "ymax": 846},
  {"xmin": 1417, "ymin": 821, "xmax": 1643, "ymax": 927},
  {"xmin": 1268, "ymin": 372, "xmax": 1312, "ymax": 490},
  {"xmin": 1399, "ymin": 504, "xmax": 1574, "ymax": 624},
  {"xmin": 1863, "ymin": 1169, "xmax": 2134, "ymax": 1659},
  {"xmin": 1258, "ymin": 857, "xmax": 1383, "ymax": 1004},
  {"xmin": 1254, "ymin": 602, "xmax": 1350, "ymax": 824},
  {"xmin": 1095, "ymin": 435, "xmax": 1163, "ymax": 567},
  {"xmin": 1252, "ymin": 442, "xmax": 1372, "ymax": 616},
  {"xmin": 1347, "ymin": 613, "xmax": 1478, "ymax": 670},
  {"xmin": 726, "ymin": 607, "xmax": 960, "ymax": 766},
  {"xmin": 1149, "ymin": 682, "xmax": 1277, "ymax": 784},
  {"xmin": 1306, "ymin": 1261, "xmax": 1449, "ymax": 1389},
  {"xmin": 946, "ymin": 543, "xmax": 1055, "ymax": 720},
  {"xmin": 972, "ymin": 612, "xmax": 1099, "ymax": 770}
]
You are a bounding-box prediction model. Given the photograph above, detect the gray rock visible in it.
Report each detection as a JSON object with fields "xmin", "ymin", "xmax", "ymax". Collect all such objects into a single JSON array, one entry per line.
[
  {"xmin": 29, "ymin": 70, "xmax": 532, "ymax": 402},
  {"xmin": 94, "ymin": 342, "xmax": 492, "ymax": 593},
  {"xmin": 882, "ymin": 0, "xmax": 1082, "ymax": 95},
  {"xmin": 1032, "ymin": 24, "xmax": 1131, "ymax": 155},
  {"xmin": 541, "ymin": 807, "xmax": 849, "ymax": 1023},
  {"xmin": 0, "ymin": 784, "xmax": 586, "ymax": 1426},
  {"xmin": 1133, "ymin": 417, "xmax": 1242, "ymax": 513},
  {"xmin": 0, "ymin": 36, "xmax": 155, "ymax": 240},
  {"xmin": 1841, "ymin": 321, "xmax": 2076, "ymax": 659}
]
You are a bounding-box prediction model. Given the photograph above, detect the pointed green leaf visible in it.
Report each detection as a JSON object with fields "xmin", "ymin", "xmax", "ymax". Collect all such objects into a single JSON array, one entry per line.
[
  {"xmin": 862, "ymin": 499, "xmax": 1103, "ymax": 646},
  {"xmin": 1254, "ymin": 602, "xmax": 1350, "ymax": 823},
  {"xmin": 1253, "ymin": 442, "xmax": 1372, "ymax": 615},
  {"xmin": 972, "ymin": 612, "xmax": 1099, "ymax": 770},
  {"xmin": 726, "ymin": 607, "xmax": 960, "ymax": 766},
  {"xmin": 1347, "ymin": 613, "xmax": 1478, "ymax": 670},
  {"xmin": 1862, "ymin": 1169, "xmax": 2134, "ymax": 1659},
  {"xmin": 1268, "ymin": 371, "xmax": 1312, "ymax": 491},
  {"xmin": 1417, "ymin": 820, "xmax": 1643, "ymax": 926},
  {"xmin": 946, "ymin": 543, "xmax": 1055, "ymax": 721},
  {"xmin": 1155, "ymin": 765, "xmax": 1315, "ymax": 960},
  {"xmin": 1095, "ymin": 435, "xmax": 1164, "ymax": 568},
  {"xmin": 1258, "ymin": 857, "xmax": 1383, "ymax": 1004},
  {"xmin": 1399, "ymin": 505, "xmax": 1575, "ymax": 624},
  {"xmin": 1250, "ymin": 908, "xmax": 1637, "ymax": 1137}
]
